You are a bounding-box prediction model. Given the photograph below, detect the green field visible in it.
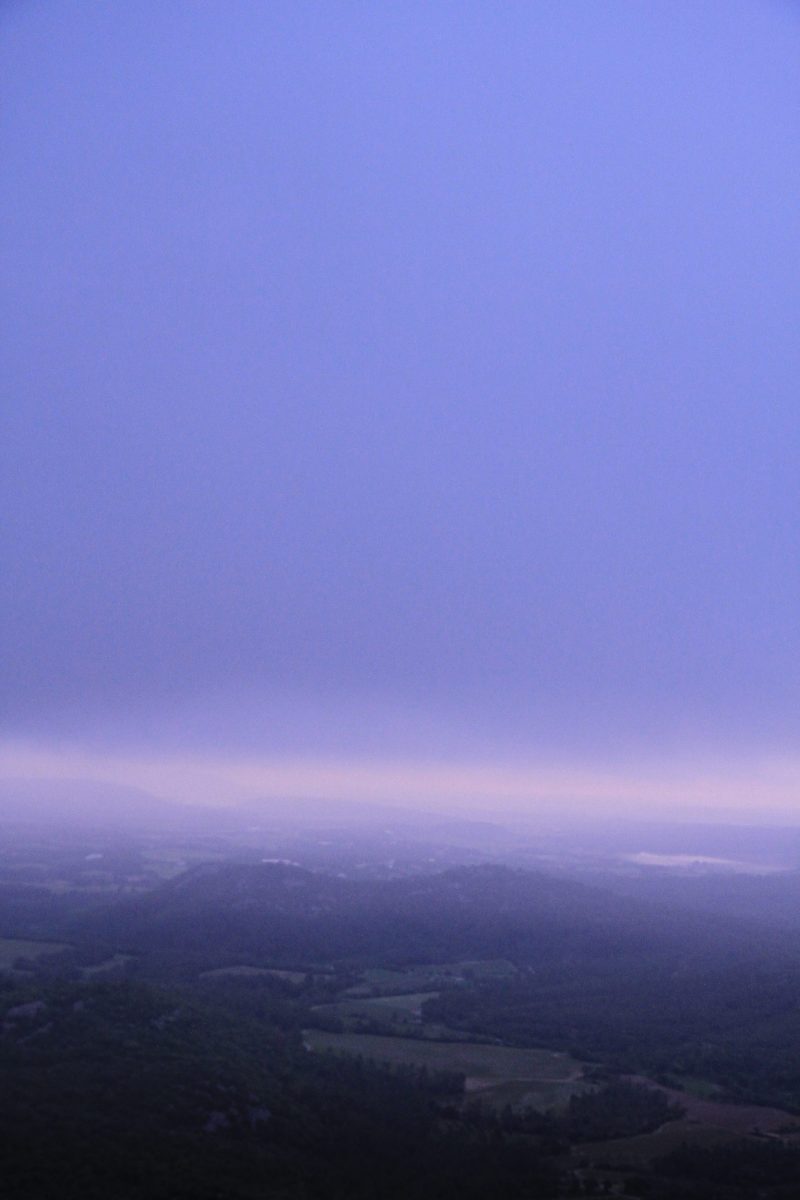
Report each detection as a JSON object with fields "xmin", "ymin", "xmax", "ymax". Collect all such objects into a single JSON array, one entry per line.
[
  {"xmin": 344, "ymin": 968, "xmax": 437, "ymax": 995},
  {"xmin": 368, "ymin": 991, "xmax": 438, "ymax": 1010},
  {"xmin": 578, "ymin": 1118, "xmax": 743, "ymax": 1169},
  {"xmin": 345, "ymin": 959, "xmax": 517, "ymax": 997},
  {"xmin": 315, "ymin": 990, "xmax": 438, "ymax": 1026},
  {"xmin": 475, "ymin": 1077, "xmax": 593, "ymax": 1111},
  {"xmin": 450, "ymin": 959, "xmax": 518, "ymax": 979},
  {"xmin": 200, "ymin": 965, "xmax": 307, "ymax": 983},
  {"xmin": 141, "ymin": 846, "xmax": 227, "ymax": 879},
  {"xmin": 304, "ymin": 1028, "xmax": 584, "ymax": 1109},
  {"xmin": 668, "ymin": 1074, "xmax": 722, "ymax": 1099},
  {"xmin": 82, "ymin": 954, "xmax": 135, "ymax": 977},
  {"xmin": 0, "ymin": 937, "xmax": 69, "ymax": 969}
]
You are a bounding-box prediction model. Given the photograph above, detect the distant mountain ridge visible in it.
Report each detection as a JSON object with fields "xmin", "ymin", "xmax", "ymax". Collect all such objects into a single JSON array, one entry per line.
[
  {"xmin": 0, "ymin": 777, "xmax": 218, "ymax": 830},
  {"xmin": 0, "ymin": 777, "xmax": 513, "ymax": 844},
  {"xmin": 83, "ymin": 860, "xmax": 794, "ymax": 968}
]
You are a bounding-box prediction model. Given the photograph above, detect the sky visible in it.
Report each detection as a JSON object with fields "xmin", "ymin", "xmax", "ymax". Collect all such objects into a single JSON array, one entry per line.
[{"xmin": 2, "ymin": 1, "xmax": 799, "ymax": 818}]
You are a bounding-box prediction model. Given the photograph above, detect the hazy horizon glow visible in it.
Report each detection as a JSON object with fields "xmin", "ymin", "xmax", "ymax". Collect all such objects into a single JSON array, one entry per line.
[
  {"xmin": 3, "ymin": 738, "xmax": 800, "ymax": 825},
  {"xmin": 3, "ymin": 2, "xmax": 799, "ymax": 821}
]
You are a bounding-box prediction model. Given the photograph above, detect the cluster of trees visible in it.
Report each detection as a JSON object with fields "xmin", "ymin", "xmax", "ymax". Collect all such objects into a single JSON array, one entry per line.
[
  {"xmin": 0, "ymin": 976, "xmax": 560, "ymax": 1200},
  {"xmin": 562, "ymin": 1081, "xmax": 684, "ymax": 1141},
  {"xmin": 655, "ymin": 1140, "xmax": 800, "ymax": 1190}
]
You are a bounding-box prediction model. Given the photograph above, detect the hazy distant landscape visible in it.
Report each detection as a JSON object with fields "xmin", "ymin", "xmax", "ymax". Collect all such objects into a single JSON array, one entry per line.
[
  {"xmin": 4, "ymin": 0, "xmax": 800, "ymax": 1196},
  {"xmin": 1, "ymin": 781, "xmax": 800, "ymax": 1197}
]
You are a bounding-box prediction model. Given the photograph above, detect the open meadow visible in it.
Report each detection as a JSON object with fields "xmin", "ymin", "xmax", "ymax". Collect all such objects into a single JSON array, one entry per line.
[
  {"xmin": 304, "ymin": 1028, "xmax": 586, "ymax": 1109},
  {"xmin": 0, "ymin": 937, "xmax": 69, "ymax": 969}
]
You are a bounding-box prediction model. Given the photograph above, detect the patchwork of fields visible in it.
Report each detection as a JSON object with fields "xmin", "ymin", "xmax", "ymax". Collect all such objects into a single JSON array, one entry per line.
[
  {"xmin": 344, "ymin": 959, "xmax": 517, "ymax": 997},
  {"xmin": 0, "ymin": 937, "xmax": 69, "ymax": 969},
  {"xmin": 304, "ymin": 1027, "xmax": 587, "ymax": 1109}
]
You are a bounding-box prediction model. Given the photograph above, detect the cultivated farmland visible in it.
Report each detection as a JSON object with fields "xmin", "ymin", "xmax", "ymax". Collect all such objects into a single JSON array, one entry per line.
[{"xmin": 304, "ymin": 1028, "xmax": 586, "ymax": 1109}]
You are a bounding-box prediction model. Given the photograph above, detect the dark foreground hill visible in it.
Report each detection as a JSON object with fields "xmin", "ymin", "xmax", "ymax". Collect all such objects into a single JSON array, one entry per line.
[{"xmin": 0, "ymin": 974, "xmax": 559, "ymax": 1200}]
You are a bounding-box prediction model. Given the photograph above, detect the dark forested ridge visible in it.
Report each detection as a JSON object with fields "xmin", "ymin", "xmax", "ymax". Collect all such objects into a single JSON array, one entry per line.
[{"xmin": 76, "ymin": 861, "xmax": 797, "ymax": 965}]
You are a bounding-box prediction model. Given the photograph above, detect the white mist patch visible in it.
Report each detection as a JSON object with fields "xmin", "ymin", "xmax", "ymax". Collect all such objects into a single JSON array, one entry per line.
[{"xmin": 624, "ymin": 852, "xmax": 785, "ymax": 874}]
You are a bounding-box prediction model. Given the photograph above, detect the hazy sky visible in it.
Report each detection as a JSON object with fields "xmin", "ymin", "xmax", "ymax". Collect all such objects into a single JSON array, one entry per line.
[{"xmin": 2, "ymin": 2, "xmax": 799, "ymax": 815}]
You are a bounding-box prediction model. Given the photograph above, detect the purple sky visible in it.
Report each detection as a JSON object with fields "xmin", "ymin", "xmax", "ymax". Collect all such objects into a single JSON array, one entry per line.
[{"xmin": 2, "ymin": 2, "xmax": 799, "ymax": 814}]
